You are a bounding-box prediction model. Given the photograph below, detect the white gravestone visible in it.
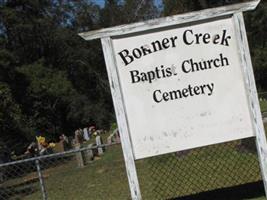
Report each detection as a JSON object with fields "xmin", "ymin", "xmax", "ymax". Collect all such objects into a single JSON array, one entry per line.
[
  {"xmin": 83, "ymin": 128, "xmax": 90, "ymax": 141},
  {"xmin": 96, "ymin": 135, "xmax": 103, "ymax": 155}
]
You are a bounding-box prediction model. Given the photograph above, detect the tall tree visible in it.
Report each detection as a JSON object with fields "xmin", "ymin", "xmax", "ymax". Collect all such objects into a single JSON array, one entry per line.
[
  {"xmin": 245, "ymin": 1, "xmax": 267, "ymax": 91},
  {"xmin": 0, "ymin": 82, "xmax": 29, "ymax": 153},
  {"xmin": 162, "ymin": 0, "xmax": 200, "ymax": 15},
  {"xmin": 100, "ymin": 0, "xmax": 123, "ymax": 27},
  {"xmin": 162, "ymin": 0, "xmax": 250, "ymax": 16},
  {"xmin": 0, "ymin": 0, "xmax": 113, "ymax": 146},
  {"xmin": 17, "ymin": 62, "xmax": 76, "ymax": 138},
  {"xmin": 122, "ymin": 0, "xmax": 159, "ymax": 23}
]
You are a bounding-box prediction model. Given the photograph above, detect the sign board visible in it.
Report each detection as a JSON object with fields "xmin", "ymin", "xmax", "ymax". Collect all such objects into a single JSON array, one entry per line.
[
  {"xmin": 112, "ymin": 17, "xmax": 254, "ymax": 159},
  {"xmin": 79, "ymin": 1, "xmax": 267, "ymax": 199}
]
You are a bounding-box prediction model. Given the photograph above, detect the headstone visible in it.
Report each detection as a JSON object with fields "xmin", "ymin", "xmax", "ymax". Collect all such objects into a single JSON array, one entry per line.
[
  {"xmin": 83, "ymin": 128, "xmax": 90, "ymax": 141},
  {"xmin": 83, "ymin": 143, "xmax": 94, "ymax": 164},
  {"xmin": 54, "ymin": 142, "xmax": 64, "ymax": 153},
  {"xmin": 115, "ymin": 132, "xmax": 121, "ymax": 144},
  {"xmin": 75, "ymin": 129, "xmax": 84, "ymax": 144},
  {"xmin": 75, "ymin": 144, "xmax": 84, "ymax": 168},
  {"xmin": 96, "ymin": 135, "xmax": 104, "ymax": 155},
  {"xmin": 55, "ymin": 134, "xmax": 70, "ymax": 152},
  {"xmin": 74, "ymin": 130, "xmax": 85, "ymax": 167},
  {"xmin": 107, "ymin": 135, "xmax": 113, "ymax": 145}
]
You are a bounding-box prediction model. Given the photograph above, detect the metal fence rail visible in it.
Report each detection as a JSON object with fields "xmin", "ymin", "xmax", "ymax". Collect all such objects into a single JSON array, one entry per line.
[
  {"xmin": 0, "ymin": 137, "xmax": 265, "ymax": 200},
  {"xmin": 0, "ymin": 142, "xmax": 124, "ymax": 200}
]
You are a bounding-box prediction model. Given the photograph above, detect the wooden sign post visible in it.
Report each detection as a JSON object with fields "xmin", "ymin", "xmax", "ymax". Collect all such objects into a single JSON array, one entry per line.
[{"xmin": 79, "ymin": 1, "xmax": 267, "ymax": 199}]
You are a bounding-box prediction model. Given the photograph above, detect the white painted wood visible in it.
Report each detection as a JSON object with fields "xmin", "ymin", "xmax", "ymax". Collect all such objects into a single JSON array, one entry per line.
[
  {"xmin": 101, "ymin": 37, "xmax": 142, "ymax": 200},
  {"xmin": 78, "ymin": 2, "xmax": 263, "ymax": 198},
  {"xmin": 233, "ymin": 12, "xmax": 267, "ymax": 196},
  {"xmin": 79, "ymin": 1, "xmax": 260, "ymax": 41},
  {"xmin": 111, "ymin": 17, "xmax": 255, "ymax": 159}
]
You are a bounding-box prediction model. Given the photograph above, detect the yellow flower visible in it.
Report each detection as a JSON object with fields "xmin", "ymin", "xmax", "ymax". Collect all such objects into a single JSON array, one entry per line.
[
  {"xmin": 36, "ymin": 136, "xmax": 46, "ymax": 144},
  {"xmin": 48, "ymin": 143, "xmax": 56, "ymax": 148}
]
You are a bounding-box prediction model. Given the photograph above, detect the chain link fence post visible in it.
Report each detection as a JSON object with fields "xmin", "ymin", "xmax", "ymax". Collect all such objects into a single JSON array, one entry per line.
[{"xmin": 35, "ymin": 158, "xmax": 48, "ymax": 200}]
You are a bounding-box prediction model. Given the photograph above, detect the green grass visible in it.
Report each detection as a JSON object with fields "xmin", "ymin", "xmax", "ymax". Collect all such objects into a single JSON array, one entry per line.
[
  {"xmin": 22, "ymin": 145, "xmax": 131, "ymax": 200},
  {"xmin": 2, "ymin": 128, "xmax": 267, "ymax": 200},
  {"xmin": 260, "ymin": 100, "xmax": 267, "ymax": 112},
  {"xmin": 137, "ymin": 142, "xmax": 263, "ymax": 200},
  {"xmin": 250, "ymin": 123, "xmax": 267, "ymax": 200},
  {"xmin": 12, "ymin": 141, "xmax": 263, "ymax": 200}
]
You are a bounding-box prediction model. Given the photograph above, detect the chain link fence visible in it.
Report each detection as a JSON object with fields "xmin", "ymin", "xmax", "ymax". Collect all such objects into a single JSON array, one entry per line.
[
  {"xmin": 0, "ymin": 103, "xmax": 266, "ymax": 200},
  {"xmin": 0, "ymin": 137, "xmax": 265, "ymax": 200},
  {"xmin": 0, "ymin": 141, "xmax": 132, "ymax": 200},
  {"xmin": 136, "ymin": 138, "xmax": 263, "ymax": 200}
]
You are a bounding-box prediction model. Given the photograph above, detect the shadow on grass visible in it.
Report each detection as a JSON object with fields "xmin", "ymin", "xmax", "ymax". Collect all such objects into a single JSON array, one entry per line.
[
  {"xmin": 0, "ymin": 178, "xmax": 39, "ymax": 199},
  {"xmin": 171, "ymin": 181, "xmax": 265, "ymax": 200}
]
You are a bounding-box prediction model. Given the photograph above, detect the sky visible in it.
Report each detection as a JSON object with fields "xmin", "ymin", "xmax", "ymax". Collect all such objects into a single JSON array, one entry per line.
[{"xmin": 92, "ymin": 0, "xmax": 162, "ymax": 8}]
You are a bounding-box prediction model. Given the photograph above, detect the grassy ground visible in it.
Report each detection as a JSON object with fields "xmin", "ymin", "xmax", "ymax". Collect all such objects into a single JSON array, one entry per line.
[
  {"xmin": 2, "ymin": 124, "xmax": 267, "ymax": 200},
  {"xmin": 20, "ymin": 145, "xmax": 131, "ymax": 200},
  {"xmin": 11, "ymin": 140, "xmax": 263, "ymax": 200},
  {"xmin": 260, "ymin": 100, "xmax": 267, "ymax": 112}
]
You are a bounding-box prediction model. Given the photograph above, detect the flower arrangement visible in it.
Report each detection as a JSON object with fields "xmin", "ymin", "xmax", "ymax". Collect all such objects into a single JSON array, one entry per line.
[
  {"xmin": 36, "ymin": 136, "xmax": 55, "ymax": 153},
  {"xmin": 36, "ymin": 136, "xmax": 46, "ymax": 145},
  {"xmin": 48, "ymin": 143, "xmax": 56, "ymax": 148}
]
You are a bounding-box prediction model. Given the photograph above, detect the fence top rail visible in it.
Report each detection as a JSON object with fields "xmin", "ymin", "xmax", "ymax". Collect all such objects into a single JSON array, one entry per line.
[
  {"xmin": 78, "ymin": 0, "xmax": 260, "ymax": 41},
  {"xmin": 0, "ymin": 142, "xmax": 118, "ymax": 168}
]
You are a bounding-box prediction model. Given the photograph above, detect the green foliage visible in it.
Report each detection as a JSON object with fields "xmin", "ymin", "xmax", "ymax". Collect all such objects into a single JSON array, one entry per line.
[
  {"xmin": 110, "ymin": 122, "xmax": 118, "ymax": 132},
  {"xmin": 162, "ymin": 0, "xmax": 200, "ymax": 15},
  {"xmin": 18, "ymin": 63, "xmax": 74, "ymax": 98},
  {"xmin": 17, "ymin": 63, "xmax": 76, "ymax": 139},
  {"xmin": 0, "ymin": 0, "xmax": 115, "ymax": 144},
  {"xmin": 162, "ymin": 0, "xmax": 250, "ymax": 16},
  {"xmin": 0, "ymin": 0, "xmax": 266, "ymax": 152},
  {"xmin": 0, "ymin": 82, "xmax": 31, "ymax": 152},
  {"xmin": 0, "ymin": 83, "xmax": 21, "ymax": 132},
  {"xmin": 260, "ymin": 100, "xmax": 267, "ymax": 112},
  {"xmin": 122, "ymin": 0, "xmax": 158, "ymax": 22},
  {"xmin": 245, "ymin": 1, "xmax": 267, "ymax": 90}
]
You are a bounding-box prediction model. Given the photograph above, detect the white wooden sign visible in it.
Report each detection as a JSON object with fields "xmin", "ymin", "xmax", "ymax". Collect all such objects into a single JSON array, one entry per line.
[
  {"xmin": 79, "ymin": 1, "xmax": 267, "ymax": 199},
  {"xmin": 112, "ymin": 17, "xmax": 254, "ymax": 159}
]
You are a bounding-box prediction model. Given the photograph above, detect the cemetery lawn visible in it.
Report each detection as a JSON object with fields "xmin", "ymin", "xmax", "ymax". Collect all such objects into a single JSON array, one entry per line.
[
  {"xmin": 20, "ymin": 140, "xmax": 266, "ymax": 200},
  {"xmin": 260, "ymin": 100, "xmax": 267, "ymax": 112}
]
